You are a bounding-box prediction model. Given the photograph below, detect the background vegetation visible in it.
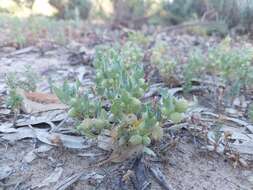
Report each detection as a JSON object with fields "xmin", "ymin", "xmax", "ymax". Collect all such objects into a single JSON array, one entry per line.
[{"xmin": 1, "ymin": 0, "xmax": 253, "ymax": 32}]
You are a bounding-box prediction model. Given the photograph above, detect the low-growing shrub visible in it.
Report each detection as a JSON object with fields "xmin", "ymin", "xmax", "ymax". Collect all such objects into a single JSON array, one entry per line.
[
  {"xmin": 183, "ymin": 37, "xmax": 253, "ymax": 97},
  {"xmin": 127, "ymin": 31, "xmax": 150, "ymax": 48},
  {"xmin": 55, "ymin": 43, "xmax": 189, "ymax": 150},
  {"xmin": 0, "ymin": 14, "xmax": 83, "ymax": 47},
  {"xmin": 5, "ymin": 73, "xmax": 23, "ymax": 112},
  {"xmin": 5, "ymin": 66, "xmax": 38, "ymax": 111},
  {"xmin": 49, "ymin": 0, "xmax": 91, "ymax": 20},
  {"xmin": 162, "ymin": 0, "xmax": 253, "ymax": 34},
  {"xmin": 150, "ymin": 41, "xmax": 178, "ymax": 84}
]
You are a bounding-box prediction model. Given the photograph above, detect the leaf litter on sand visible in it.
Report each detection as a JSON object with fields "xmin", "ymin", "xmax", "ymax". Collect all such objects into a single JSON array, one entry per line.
[
  {"xmin": 186, "ymin": 108, "xmax": 253, "ymax": 165},
  {"xmin": 1, "ymin": 29, "xmax": 253, "ymax": 190},
  {"xmin": 32, "ymin": 167, "xmax": 63, "ymax": 189},
  {"xmin": 1, "ymin": 125, "xmax": 91, "ymax": 149},
  {"xmin": 17, "ymin": 88, "xmax": 68, "ymax": 114}
]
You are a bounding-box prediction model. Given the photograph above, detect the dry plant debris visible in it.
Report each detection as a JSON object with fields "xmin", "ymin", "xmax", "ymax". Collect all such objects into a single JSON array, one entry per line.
[{"xmin": 0, "ymin": 26, "xmax": 253, "ymax": 189}]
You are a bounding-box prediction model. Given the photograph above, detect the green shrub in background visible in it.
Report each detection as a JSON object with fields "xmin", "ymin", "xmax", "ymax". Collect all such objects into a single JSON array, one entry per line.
[
  {"xmin": 162, "ymin": 0, "xmax": 253, "ymax": 33},
  {"xmin": 49, "ymin": 0, "xmax": 91, "ymax": 20},
  {"xmin": 182, "ymin": 37, "xmax": 253, "ymax": 98},
  {"xmin": 209, "ymin": 0, "xmax": 253, "ymax": 30},
  {"xmin": 240, "ymin": 0, "xmax": 253, "ymax": 31},
  {"xmin": 0, "ymin": 14, "xmax": 74, "ymax": 47},
  {"xmin": 1, "ymin": 0, "xmax": 253, "ymax": 35},
  {"xmin": 0, "ymin": 0, "xmax": 91, "ymax": 19},
  {"xmin": 162, "ymin": 0, "xmax": 206, "ymax": 24}
]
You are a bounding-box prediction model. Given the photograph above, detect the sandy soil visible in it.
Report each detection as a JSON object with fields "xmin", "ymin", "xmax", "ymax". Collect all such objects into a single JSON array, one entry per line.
[
  {"xmin": 0, "ymin": 138, "xmax": 252, "ymax": 190},
  {"xmin": 0, "ymin": 46, "xmax": 252, "ymax": 190}
]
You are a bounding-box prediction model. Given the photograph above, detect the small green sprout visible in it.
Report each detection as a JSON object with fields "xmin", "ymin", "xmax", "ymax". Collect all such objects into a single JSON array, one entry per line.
[
  {"xmin": 6, "ymin": 89, "xmax": 23, "ymax": 111},
  {"xmin": 5, "ymin": 67, "xmax": 39, "ymax": 113},
  {"xmin": 19, "ymin": 65, "xmax": 39, "ymax": 92}
]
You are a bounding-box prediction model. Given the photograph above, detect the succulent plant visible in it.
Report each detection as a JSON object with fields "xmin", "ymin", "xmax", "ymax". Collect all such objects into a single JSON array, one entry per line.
[{"xmin": 55, "ymin": 43, "xmax": 189, "ymax": 149}]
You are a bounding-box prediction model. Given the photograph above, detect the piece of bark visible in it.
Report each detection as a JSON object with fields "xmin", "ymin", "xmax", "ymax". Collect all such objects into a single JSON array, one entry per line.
[
  {"xmin": 149, "ymin": 166, "xmax": 174, "ymax": 190},
  {"xmin": 131, "ymin": 156, "xmax": 151, "ymax": 190},
  {"xmin": 54, "ymin": 172, "xmax": 84, "ymax": 190}
]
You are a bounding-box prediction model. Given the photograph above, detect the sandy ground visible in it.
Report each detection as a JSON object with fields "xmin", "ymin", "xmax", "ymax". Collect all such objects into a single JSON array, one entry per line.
[
  {"xmin": 0, "ymin": 46, "xmax": 252, "ymax": 190},
  {"xmin": 1, "ymin": 137, "xmax": 252, "ymax": 190}
]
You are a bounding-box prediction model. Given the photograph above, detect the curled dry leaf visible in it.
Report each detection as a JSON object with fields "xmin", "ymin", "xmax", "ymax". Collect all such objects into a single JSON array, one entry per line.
[
  {"xmin": 0, "ymin": 109, "xmax": 11, "ymax": 115},
  {"xmin": 202, "ymin": 111, "xmax": 253, "ymax": 133},
  {"xmin": 1, "ymin": 127, "xmax": 47, "ymax": 142},
  {"xmin": 16, "ymin": 110, "xmax": 67, "ymax": 127},
  {"xmin": 1, "ymin": 126, "xmax": 89, "ymax": 149},
  {"xmin": 35, "ymin": 131, "xmax": 89, "ymax": 149}
]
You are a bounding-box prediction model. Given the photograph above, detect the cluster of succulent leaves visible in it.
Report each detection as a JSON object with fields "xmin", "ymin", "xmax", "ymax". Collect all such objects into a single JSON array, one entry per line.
[
  {"xmin": 127, "ymin": 31, "xmax": 150, "ymax": 48},
  {"xmin": 94, "ymin": 43, "xmax": 146, "ymax": 101},
  {"xmin": 59, "ymin": 43, "xmax": 188, "ymax": 148},
  {"xmin": 6, "ymin": 74, "xmax": 22, "ymax": 111},
  {"xmin": 19, "ymin": 66, "xmax": 39, "ymax": 92},
  {"xmin": 53, "ymin": 81, "xmax": 102, "ymax": 120},
  {"xmin": 150, "ymin": 41, "xmax": 177, "ymax": 79},
  {"xmin": 5, "ymin": 66, "xmax": 38, "ymax": 111},
  {"xmin": 152, "ymin": 37, "xmax": 253, "ymax": 96},
  {"xmin": 207, "ymin": 38, "xmax": 253, "ymax": 94},
  {"xmin": 183, "ymin": 37, "xmax": 253, "ymax": 95},
  {"xmin": 183, "ymin": 50, "xmax": 206, "ymax": 92},
  {"xmin": 53, "ymin": 80, "xmax": 111, "ymax": 137},
  {"xmin": 160, "ymin": 90, "xmax": 188, "ymax": 124},
  {"xmin": 53, "ymin": 81, "xmax": 81, "ymax": 105}
]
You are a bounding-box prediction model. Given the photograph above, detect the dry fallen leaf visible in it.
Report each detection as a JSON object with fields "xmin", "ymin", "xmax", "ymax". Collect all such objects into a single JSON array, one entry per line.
[
  {"xmin": 17, "ymin": 88, "xmax": 68, "ymax": 114},
  {"xmin": 24, "ymin": 91, "xmax": 61, "ymax": 104},
  {"xmin": 1, "ymin": 126, "xmax": 89, "ymax": 149},
  {"xmin": 15, "ymin": 110, "xmax": 67, "ymax": 126}
]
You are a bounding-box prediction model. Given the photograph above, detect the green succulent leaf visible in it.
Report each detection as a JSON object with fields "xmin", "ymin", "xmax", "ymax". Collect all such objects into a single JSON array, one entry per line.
[{"xmin": 129, "ymin": 134, "xmax": 143, "ymax": 145}]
